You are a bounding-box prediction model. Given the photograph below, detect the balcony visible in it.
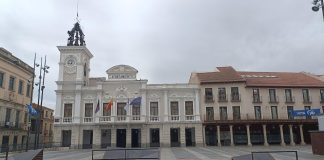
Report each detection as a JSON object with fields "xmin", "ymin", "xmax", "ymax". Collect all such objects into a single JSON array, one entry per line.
[
  {"xmin": 285, "ymin": 96, "xmax": 295, "ymax": 103},
  {"xmin": 0, "ymin": 121, "xmax": 25, "ymax": 130},
  {"xmin": 132, "ymin": 115, "xmax": 141, "ymax": 121},
  {"xmin": 149, "ymin": 116, "xmax": 159, "ymax": 122},
  {"xmin": 303, "ymin": 97, "xmax": 312, "ymax": 104},
  {"xmin": 117, "ymin": 116, "xmax": 127, "ymax": 121},
  {"xmin": 252, "ymin": 96, "xmax": 262, "ymax": 103},
  {"xmin": 269, "ymin": 96, "xmax": 279, "ymax": 103},
  {"xmin": 62, "ymin": 117, "xmax": 72, "ymax": 123},
  {"xmin": 170, "ymin": 115, "xmax": 179, "ymax": 121},
  {"xmin": 218, "ymin": 95, "xmax": 228, "ymax": 102},
  {"xmin": 231, "ymin": 94, "xmax": 241, "ymax": 102},
  {"xmin": 83, "ymin": 117, "xmax": 93, "ymax": 123},
  {"xmin": 99, "ymin": 116, "xmax": 111, "ymax": 122},
  {"xmin": 204, "ymin": 95, "xmax": 214, "ymax": 103},
  {"xmin": 185, "ymin": 115, "xmax": 195, "ymax": 121}
]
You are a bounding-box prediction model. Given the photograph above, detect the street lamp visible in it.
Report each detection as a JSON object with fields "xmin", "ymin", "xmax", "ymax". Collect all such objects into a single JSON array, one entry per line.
[{"xmin": 312, "ymin": 0, "xmax": 324, "ymax": 21}]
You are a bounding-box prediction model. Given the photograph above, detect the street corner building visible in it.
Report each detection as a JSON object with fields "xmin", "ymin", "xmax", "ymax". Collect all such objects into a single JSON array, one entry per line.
[
  {"xmin": 53, "ymin": 22, "xmax": 203, "ymax": 149},
  {"xmin": 0, "ymin": 48, "xmax": 34, "ymax": 152},
  {"xmin": 189, "ymin": 66, "xmax": 324, "ymax": 146}
]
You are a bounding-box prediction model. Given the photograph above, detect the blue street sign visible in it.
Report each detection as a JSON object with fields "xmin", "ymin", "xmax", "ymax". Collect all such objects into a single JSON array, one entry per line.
[{"xmin": 293, "ymin": 109, "xmax": 321, "ymax": 117}]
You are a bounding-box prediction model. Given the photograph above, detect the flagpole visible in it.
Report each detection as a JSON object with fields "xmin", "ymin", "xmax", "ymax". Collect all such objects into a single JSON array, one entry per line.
[{"xmin": 26, "ymin": 53, "xmax": 37, "ymax": 152}]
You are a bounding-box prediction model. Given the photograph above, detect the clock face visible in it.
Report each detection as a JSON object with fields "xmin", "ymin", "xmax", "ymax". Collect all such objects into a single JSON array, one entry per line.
[{"xmin": 65, "ymin": 57, "xmax": 76, "ymax": 67}]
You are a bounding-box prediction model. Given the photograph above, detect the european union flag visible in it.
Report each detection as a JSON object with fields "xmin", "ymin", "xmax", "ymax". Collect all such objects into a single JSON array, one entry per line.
[{"xmin": 130, "ymin": 97, "xmax": 141, "ymax": 105}]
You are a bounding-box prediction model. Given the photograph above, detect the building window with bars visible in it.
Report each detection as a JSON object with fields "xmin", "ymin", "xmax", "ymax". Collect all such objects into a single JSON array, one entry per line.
[
  {"xmin": 231, "ymin": 87, "xmax": 240, "ymax": 101},
  {"xmin": 219, "ymin": 106, "xmax": 227, "ymax": 120},
  {"xmin": 232, "ymin": 106, "xmax": 240, "ymax": 120},
  {"xmin": 254, "ymin": 106, "xmax": 261, "ymax": 120},
  {"xmin": 271, "ymin": 106, "xmax": 278, "ymax": 119},
  {"xmin": 218, "ymin": 88, "xmax": 227, "ymax": 101},
  {"xmin": 252, "ymin": 89, "xmax": 261, "ymax": 102}
]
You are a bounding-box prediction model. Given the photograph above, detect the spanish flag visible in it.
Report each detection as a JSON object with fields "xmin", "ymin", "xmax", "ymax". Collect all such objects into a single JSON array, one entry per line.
[{"xmin": 105, "ymin": 99, "xmax": 113, "ymax": 111}]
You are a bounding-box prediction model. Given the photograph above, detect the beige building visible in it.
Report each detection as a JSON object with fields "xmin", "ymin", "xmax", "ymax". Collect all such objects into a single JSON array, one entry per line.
[
  {"xmin": 30, "ymin": 103, "xmax": 54, "ymax": 146},
  {"xmin": 54, "ymin": 22, "xmax": 203, "ymax": 149},
  {"xmin": 0, "ymin": 48, "xmax": 33, "ymax": 151},
  {"xmin": 190, "ymin": 66, "xmax": 323, "ymax": 146}
]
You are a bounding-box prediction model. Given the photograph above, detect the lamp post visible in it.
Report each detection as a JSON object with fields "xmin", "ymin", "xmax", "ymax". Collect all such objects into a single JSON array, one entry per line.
[
  {"xmin": 36, "ymin": 56, "xmax": 49, "ymax": 149},
  {"xmin": 34, "ymin": 57, "xmax": 42, "ymax": 149},
  {"xmin": 26, "ymin": 53, "xmax": 39, "ymax": 151},
  {"xmin": 312, "ymin": 0, "xmax": 324, "ymax": 21}
]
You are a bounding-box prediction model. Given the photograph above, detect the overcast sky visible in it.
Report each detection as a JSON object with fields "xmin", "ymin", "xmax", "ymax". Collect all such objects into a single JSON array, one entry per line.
[{"xmin": 1, "ymin": 0, "xmax": 324, "ymax": 109}]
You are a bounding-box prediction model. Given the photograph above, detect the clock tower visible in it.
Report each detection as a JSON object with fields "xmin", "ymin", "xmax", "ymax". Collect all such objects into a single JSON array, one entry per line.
[{"xmin": 57, "ymin": 22, "xmax": 93, "ymax": 84}]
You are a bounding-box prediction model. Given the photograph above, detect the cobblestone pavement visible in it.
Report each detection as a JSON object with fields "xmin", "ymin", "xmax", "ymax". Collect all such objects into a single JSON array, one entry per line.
[{"xmin": 38, "ymin": 145, "xmax": 324, "ymax": 160}]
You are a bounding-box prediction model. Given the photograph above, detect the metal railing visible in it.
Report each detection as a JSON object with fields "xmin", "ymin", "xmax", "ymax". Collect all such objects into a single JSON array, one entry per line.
[
  {"xmin": 0, "ymin": 121, "xmax": 26, "ymax": 130},
  {"xmin": 251, "ymin": 150, "xmax": 298, "ymax": 160},
  {"xmin": 92, "ymin": 148, "xmax": 160, "ymax": 160}
]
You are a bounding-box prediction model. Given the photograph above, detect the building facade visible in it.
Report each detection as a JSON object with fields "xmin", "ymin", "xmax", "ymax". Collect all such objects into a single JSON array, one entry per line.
[
  {"xmin": 0, "ymin": 48, "xmax": 33, "ymax": 151},
  {"xmin": 30, "ymin": 103, "xmax": 54, "ymax": 146},
  {"xmin": 189, "ymin": 66, "xmax": 323, "ymax": 146},
  {"xmin": 53, "ymin": 22, "xmax": 203, "ymax": 148}
]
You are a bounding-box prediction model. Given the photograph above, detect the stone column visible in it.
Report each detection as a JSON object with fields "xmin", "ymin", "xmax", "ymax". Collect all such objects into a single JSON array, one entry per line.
[
  {"xmin": 194, "ymin": 89, "xmax": 200, "ymax": 121},
  {"xmin": 180, "ymin": 126, "xmax": 186, "ymax": 147},
  {"xmin": 263, "ymin": 125, "xmax": 269, "ymax": 146},
  {"xmin": 229, "ymin": 125, "xmax": 234, "ymax": 146},
  {"xmin": 217, "ymin": 125, "xmax": 221, "ymax": 146},
  {"xmin": 74, "ymin": 91, "xmax": 81, "ymax": 123},
  {"xmin": 289, "ymin": 125, "xmax": 295, "ymax": 146},
  {"xmin": 93, "ymin": 127, "xmax": 101, "ymax": 149},
  {"xmin": 141, "ymin": 91, "xmax": 146, "ymax": 122},
  {"xmin": 111, "ymin": 128, "xmax": 116, "ymax": 147},
  {"xmin": 164, "ymin": 91, "xmax": 168, "ymax": 122},
  {"xmin": 279, "ymin": 125, "xmax": 285, "ymax": 146},
  {"xmin": 246, "ymin": 125, "xmax": 252, "ymax": 146},
  {"xmin": 126, "ymin": 127, "xmax": 132, "ymax": 147},
  {"xmin": 299, "ymin": 124, "xmax": 306, "ymax": 145}
]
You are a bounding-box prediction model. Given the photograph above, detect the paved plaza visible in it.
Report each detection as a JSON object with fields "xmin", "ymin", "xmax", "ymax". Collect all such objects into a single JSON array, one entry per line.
[{"xmin": 40, "ymin": 145, "xmax": 324, "ymax": 160}]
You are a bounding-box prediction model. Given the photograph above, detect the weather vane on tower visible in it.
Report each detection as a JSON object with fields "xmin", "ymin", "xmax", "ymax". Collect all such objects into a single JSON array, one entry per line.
[{"xmin": 67, "ymin": 0, "xmax": 85, "ymax": 46}]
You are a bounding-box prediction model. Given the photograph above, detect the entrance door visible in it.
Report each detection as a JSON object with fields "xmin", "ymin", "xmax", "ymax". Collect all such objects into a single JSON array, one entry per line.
[
  {"xmin": 131, "ymin": 129, "xmax": 141, "ymax": 148},
  {"xmin": 83, "ymin": 130, "xmax": 93, "ymax": 149},
  {"xmin": 62, "ymin": 130, "xmax": 71, "ymax": 147},
  {"xmin": 101, "ymin": 129, "xmax": 111, "ymax": 148},
  {"xmin": 185, "ymin": 128, "xmax": 195, "ymax": 146},
  {"xmin": 170, "ymin": 128, "xmax": 180, "ymax": 147},
  {"xmin": 116, "ymin": 129, "xmax": 126, "ymax": 148},
  {"xmin": 150, "ymin": 128, "xmax": 160, "ymax": 147},
  {"xmin": 13, "ymin": 136, "xmax": 18, "ymax": 151},
  {"xmin": 1, "ymin": 136, "xmax": 9, "ymax": 152}
]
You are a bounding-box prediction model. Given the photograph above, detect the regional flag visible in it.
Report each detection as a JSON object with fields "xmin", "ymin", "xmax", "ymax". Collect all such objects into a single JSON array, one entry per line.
[
  {"xmin": 95, "ymin": 99, "xmax": 100, "ymax": 113},
  {"xmin": 105, "ymin": 99, "xmax": 113, "ymax": 111}
]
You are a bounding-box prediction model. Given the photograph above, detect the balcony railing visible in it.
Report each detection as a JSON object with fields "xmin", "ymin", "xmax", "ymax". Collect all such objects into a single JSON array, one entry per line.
[
  {"xmin": 117, "ymin": 116, "xmax": 127, "ymax": 121},
  {"xmin": 231, "ymin": 94, "xmax": 241, "ymax": 102},
  {"xmin": 62, "ymin": 117, "xmax": 72, "ymax": 123},
  {"xmin": 204, "ymin": 95, "xmax": 214, "ymax": 103},
  {"xmin": 269, "ymin": 96, "xmax": 279, "ymax": 103},
  {"xmin": 185, "ymin": 115, "xmax": 195, "ymax": 121},
  {"xmin": 149, "ymin": 116, "xmax": 159, "ymax": 122},
  {"xmin": 99, "ymin": 116, "xmax": 111, "ymax": 122},
  {"xmin": 303, "ymin": 96, "xmax": 312, "ymax": 103},
  {"xmin": 170, "ymin": 115, "xmax": 179, "ymax": 121},
  {"xmin": 0, "ymin": 121, "xmax": 25, "ymax": 130},
  {"xmin": 218, "ymin": 94, "xmax": 228, "ymax": 102},
  {"xmin": 285, "ymin": 96, "xmax": 295, "ymax": 103},
  {"xmin": 132, "ymin": 115, "xmax": 141, "ymax": 121},
  {"xmin": 252, "ymin": 96, "xmax": 262, "ymax": 103},
  {"xmin": 83, "ymin": 117, "xmax": 93, "ymax": 123}
]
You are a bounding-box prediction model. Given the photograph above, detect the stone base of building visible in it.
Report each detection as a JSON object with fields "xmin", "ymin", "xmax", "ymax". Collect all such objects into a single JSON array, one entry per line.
[{"xmin": 54, "ymin": 123, "xmax": 203, "ymax": 148}]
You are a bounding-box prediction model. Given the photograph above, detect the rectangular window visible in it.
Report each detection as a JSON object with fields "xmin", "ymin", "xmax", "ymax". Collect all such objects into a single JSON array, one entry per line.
[
  {"xmin": 150, "ymin": 102, "xmax": 158, "ymax": 116},
  {"xmin": 320, "ymin": 89, "xmax": 324, "ymax": 102},
  {"xmin": 45, "ymin": 111, "xmax": 48, "ymax": 118},
  {"xmin": 170, "ymin": 101, "xmax": 179, "ymax": 115},
  {"xmin": 254, "ymin": 106, "xmax": 261, "ymax": 120},
  {"xmin": 117, "ymin": 102, "xmax": 126, "ymax": 116},
  {"xmin": 84, "ymin": 103, "xmax": 93, "ymax": 117},
  {"xmin": 233, "ymin": 106, "xmax": 240, "ymax": 120},
  {"xmin": 103, "ymin": 103, "xmax": 111, "ymax": 116},
  {"xmin": 18, "ymin": 80, "xmax": 23, "ymax": 94},
  {"xmin": 285, "ymin": 89, "xmax": 293, "ymax": 102},
  {"xmin": 269, "ymin": 89, "xmax": 277, "ymax": 102},
  {"xmin": 26, "ymin": 84, "xmax": 31, "ymax": 97},
  {"xmin": 185, "ymin": 101, "xmax": 193, "ymax": 115},
  {"xmin": 252, "ymin": 89, "xmax": 260, "ymax": 102},
  {"xmin": 302, "ymin": 89, "xmax": 310, "ymax": 102},
  {"xmin": 305, "ymin": 106, "xmax": 311, "ymax": 119},
  {"xmin": 205, "ymin": 88, "xmax": 213, "ymax": 102},
  {"xmin": 132, "ymin": 104, "xmax": 140, "ymax": 115},
  {"xmin": 15, "ymin": 110, "xmax": 20, "ymax": 126},
  {"xmin": 206, "ymin": 107, "xmax": 214, "ymax": 121},
  {"xmin": 271, "ymin": 106, "xmax": 278, "ymax": 119},
  {"xmin": 287, "ymin": 106, "xmax": 294, "ymax": 119},
  {"xmin": 24, "ymin": 113, "xmax": 28, "ymax": 123},
  {"xmin": 63, "ymin": 103, "xmax": 72, "ymax": 117},
  {"xmin": 0, "ymin": 72, "xmax": 4, "ymax": 87},
  {"xmin": 219, "ymin": 106, "xmax": 227, "ymax": 120},
  {"xmin": 5, "ymin": 108, "xmax": 11, "ymax": 122},
  {"xmin": 218, "ymin": 88, "xmax": 227, "ymax": 101},
  {"xmin": 9, "ymin": 76, "xmax": 15, "ymax": 91},
  {"xmin": 231, "ymin": 87, "xmax": 240, "ymax": 101}
]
